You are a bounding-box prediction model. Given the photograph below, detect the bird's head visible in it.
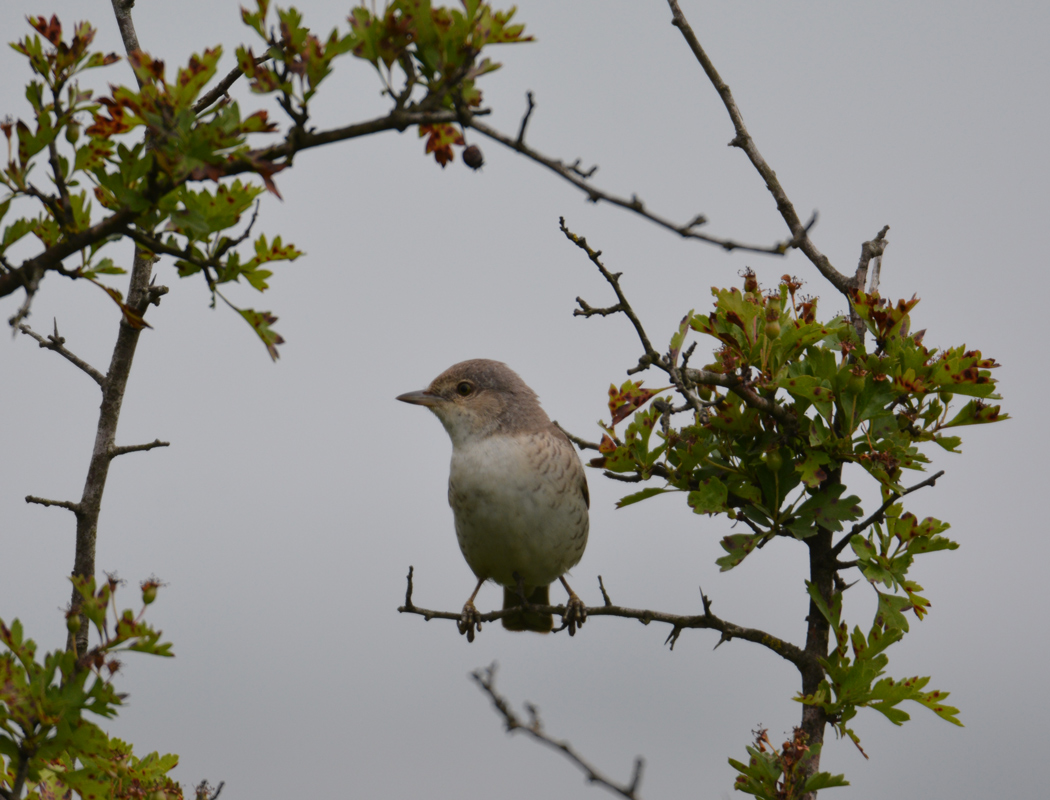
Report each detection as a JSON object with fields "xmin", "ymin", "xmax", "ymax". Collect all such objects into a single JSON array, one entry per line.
[{"xmin": 397, "ymin": 359, "xmax": 549, "ymax": 446}]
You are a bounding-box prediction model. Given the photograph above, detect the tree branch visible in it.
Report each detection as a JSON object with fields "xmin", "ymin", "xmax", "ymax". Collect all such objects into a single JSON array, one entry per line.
[
  {"xmin": 552, "ymin": 421, "xmax": 601, "ymax": 451},
  {"xmin": 192, "ymin": 55, "xmax": 271, "ymax": 115},
  {"xmin": 26, "ymin": 495, "xmax": 83, "ymax": 515},
  {"xmin": 109, "ymin": 0, "xmax": 141, "ymax": 57},
  {"xmin": 399, "ymin": 569, "xmax": 815, "ymax": 672},
  {"xmin": 850, "ymin": 225, "xmax": 890, "ymax": 338},
  {"xmin": 515, "ymin": 90, "xmax": 536, "ymax": 146},
  {"xmin": 18, "ymin": 321, "xmax": 106, "ymax": 386},
  {"xmin": 665, "ymin": 0, "xmax": 852, "ymax": 297},
  {"xmin": 472, "ymin": 664, "xmax": 646, "ymax": 800},
  {"xmin": 0, "ymin": 208, "xmax": 139, "ymax": 303},
  {"xmin": 470, "ymin": 117, "xmax": 795, "ymax": 255},
  {"xmin": 564, "ymin": 218, "xmax": 796, "ymax": 429},
  {"xmin": 0, "ymin": 106, "xmax": 469, "ymax": 304},
  {"xmin": 831, "ymin": 470, "xmax": 946, "ymax": 558},
  {"xmin": 562, "ymin": 219, "xmax": 659, "ymax": 361},
  {"xmin": 109, "ymin": 439, "xmax": 170, "ymax": 459},
  {"xmin": 243, "ymin": 107, "xmax": 482, "ymax": 165}
]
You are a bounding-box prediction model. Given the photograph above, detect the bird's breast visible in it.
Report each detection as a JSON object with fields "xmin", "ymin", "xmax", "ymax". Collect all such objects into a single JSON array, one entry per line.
[{"xmin": 447, "ymin": 431, "xmax": 589, "ymax": 588}]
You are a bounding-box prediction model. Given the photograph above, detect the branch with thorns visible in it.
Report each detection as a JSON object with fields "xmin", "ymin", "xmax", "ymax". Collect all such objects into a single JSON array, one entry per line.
[
  {"xmin": 399, "ymin": 568, "xmax": 815, "ymax": 672},
  {"xmin": 472, "ymin": 663, "xmax": 646, "ymax": 800}
]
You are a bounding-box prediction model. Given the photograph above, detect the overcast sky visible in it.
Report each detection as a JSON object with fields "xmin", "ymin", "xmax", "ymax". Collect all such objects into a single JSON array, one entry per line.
[{"xmin": 2, "ymin": 1, "xmax": 1047, "ymax": 798}]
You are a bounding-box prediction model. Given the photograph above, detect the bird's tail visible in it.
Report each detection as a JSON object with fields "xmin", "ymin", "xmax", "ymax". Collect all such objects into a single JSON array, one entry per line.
[{"xmin": 502, "ymin": 584, "xmax": 552, "ymax": 633}]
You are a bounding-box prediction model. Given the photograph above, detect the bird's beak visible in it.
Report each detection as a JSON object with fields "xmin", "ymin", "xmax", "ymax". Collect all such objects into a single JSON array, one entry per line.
[{"xmin": 396, "ymin": 390, "xmax": 443, "ymax": 408}]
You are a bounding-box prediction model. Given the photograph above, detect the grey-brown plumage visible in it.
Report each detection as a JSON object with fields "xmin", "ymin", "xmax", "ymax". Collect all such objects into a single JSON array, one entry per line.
[{"xmin": 397, "ymin": 359, "xmax": 589, "ymax": 636}]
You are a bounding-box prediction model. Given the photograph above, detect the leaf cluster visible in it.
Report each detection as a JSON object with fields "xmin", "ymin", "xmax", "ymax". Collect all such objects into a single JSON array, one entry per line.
[
  {"xmin": 238, "ymin": 0, "xmax": 530, "ymax": 166},
  {"xmin": 3, "ymin": 16, "xmax": 299, "ymax": 351},
  {"xmin": 592, "ymin": 272, "xmax": 1005, "ymax": 752},
  {"xmin": 730, "ymin": 727, "xmax": 847, "ymax": 800},
  {"xmin": 4, "ymin": 3, "xmax": 528, "ymax": 353},
  {"xmin": 0, "ymin": 577, "xmax": 177, "ymax": 800},
  {"xmin": 801, "ymin": 578, "xmax": 962, "ymax": 754}
]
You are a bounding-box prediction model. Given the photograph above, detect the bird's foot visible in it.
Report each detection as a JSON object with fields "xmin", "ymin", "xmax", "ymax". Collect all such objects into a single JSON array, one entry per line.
[
  {"xmin": 561, "ymin": 588, "xmax": 587, "ymax": 636},
  {"xmin": 458, "ymin": 600, "xmax": 483, "ymax": 643}
]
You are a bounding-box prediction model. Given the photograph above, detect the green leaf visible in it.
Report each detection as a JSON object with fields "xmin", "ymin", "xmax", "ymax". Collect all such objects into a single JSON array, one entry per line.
[
  {"xmin": 238, "ymin": 307, "xmax": 284, "ymax": 361},
  {"xmin": 788, "ymin": 484, "xmax": 862, "ymax": 537},
  {"xmin": 875, "ymin": 591, "xmax": 911, "ymax": 632},
  {"xmin": 616, "ymin": 487, "xmax": 668, "ymax": 508},
  {"xmin": 803, "ymin": 771, "xmax": 849, "ymax": 792},
  {"xmin": 688, "ymin": 477, "xmax": 728, "ymax": 515},
  {"xmin": 943, "ymin": 399, "xmax": 1007, "ymax": 427},
  {"xmin": 716, "ymin": 532, "xmax": 762, "ymax": 571},
  {"xmin": 933, "ymin": 434, "xmax": 962, "ymax": 452},
  {"xmin": 796, "ymin": 450, "xmax": 834, "ymax": 488}
]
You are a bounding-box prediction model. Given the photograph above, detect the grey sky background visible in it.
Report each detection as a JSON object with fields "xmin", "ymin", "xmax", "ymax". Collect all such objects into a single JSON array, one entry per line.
[{"xmin": 2, "ymin": 1, "xmax": 1047, "ymax": 798}]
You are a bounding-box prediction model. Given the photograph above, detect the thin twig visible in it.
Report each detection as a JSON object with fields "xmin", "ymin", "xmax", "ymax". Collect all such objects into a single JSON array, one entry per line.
[
  {"xmin": 26, "ymin": 495, "xmax": 82, "ymax": 514},
  {"xmin": 400, "ymin": 569, "xmax": 814, "ymax": 670},
  {"xmin": 193, "ymin": 58, "xmax": 260, "ymax": 114},
  {"xmin": 850, "ymin": 225, "xmax": 890, "ymax": 338},
  {"xmin": 109, "ymin": 439, "xmax": 170, "ymax": 459},
  {"xmin": 563, "ymin": 218, "xmax": 796, "ymax": 429},
  {"xmin": 402, "ymin": 565, "xmax": 417, "ymax": 611},
  {"xmin": 18, "ymin": 321, "xmax": 106, "ymax": 386},
  {"xmin": 831, "ymin": 470, "xmax": 946, "ymax": 557},
  {"xmin": 472, "ymin": 664, "xmax": 646, "ymax": 800},
  {"xmin": 665, "ymin": 0, "xmax": 851, "ymax": 296},
  {"xmin": 553, "ymin": 421, "xmax": 601, "ymax": 451},
  {"xmin": 563, "ymin": 219, "xmax": 659, "ymax": 360},
  {"xmin": 469, "ymin": 118, "xmax": 794, "ymax": 255},
  {"xmin": 515, "ymin": 90, "xmax": 535, "ymax": 145}
]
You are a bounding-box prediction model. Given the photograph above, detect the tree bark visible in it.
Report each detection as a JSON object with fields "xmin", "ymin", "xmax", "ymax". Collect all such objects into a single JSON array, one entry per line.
[{"xmin": 67, "ymin": 248, "xmax": 154, "ymax": 652}]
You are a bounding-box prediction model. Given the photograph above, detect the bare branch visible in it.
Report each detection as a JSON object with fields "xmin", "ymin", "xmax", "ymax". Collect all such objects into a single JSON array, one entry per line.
[
  {"xmin": 564, "ymin": 219, "xmax": 797, "ymax": 429},
  {"xmin": 515, "ymin": 90, "xmax": 535, "ymax": 145},
  {"xmin": 553, "ymin": 421, "xmax": 601, "ymax": 451},
  {"xmin": 401, "ymin": 565, "xmax": 417, "ymax": 612},
  {"xmin": 601, "ymin": 471, "xmax": 645, "ymax": 483},
  {"xmin": 831, "ymin": 470, "xmax": 946, "ymax": 558},
  {"xmin": 562, "ymin": 219, "xmax": 659, "ymax": 361},
  {"xmin": 18, "ymin": 321, "xmax": 106, "ymax": 386},
  {"xmin": 193, "ymin": 57, "xmax": 266, "ymax": 115},
  {"xmin": 26, "ymin": 495, "xmax": 83, "ymax": 515},
  {"xmin": 109, "ymin": 0, "xmax": 141, "ymax": 57},
  {"xmin": 400, "ymin": 570, "xmax": 815, "ymax": 672},
  {"xmin": 665, "ymin": 0, "xmax": 852, "ymax": 296},
  {"xmin": 472, "ymin": 664, "xmax": 646, "ymax": 800},
  {"xmin": 245, "ymin": 107, "xmax": 483, "ymax": 164},
  {"xmin": 470, "ymin": 117, "xmax": 794, "ymax": 255},
  {"xmin": 850, "ymin": 226, "xmax": 890, "ymax": 338},
  {"xmin": 109, "ymin": 439, "xmax": 170, "ymax": 459}
]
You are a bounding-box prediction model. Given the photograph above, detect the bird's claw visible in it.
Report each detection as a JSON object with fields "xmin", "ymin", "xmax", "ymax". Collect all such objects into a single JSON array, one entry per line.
[
  {"xmin": 562, "ymin": 591, "xmax": 586, "ymax": 636},
  {"xmin": 458, "ymin": 601, "xmax": 483, "ymax": 643}
]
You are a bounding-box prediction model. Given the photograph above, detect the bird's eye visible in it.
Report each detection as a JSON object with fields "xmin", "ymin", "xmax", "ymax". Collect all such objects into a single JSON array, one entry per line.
[{"xmin": 456, "ymin": 381, "xmax": 474, "ymax": 396}]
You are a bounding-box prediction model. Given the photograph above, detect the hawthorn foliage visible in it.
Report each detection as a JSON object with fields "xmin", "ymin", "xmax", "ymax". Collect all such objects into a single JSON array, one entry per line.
[
  {"xmin": 592, "ymin": 269, "xmax": 1005, "ymax": 792},
  {"xmin": 0, "ymin": 1, "xmax": 529, "ymax": 355},
  {"xmin": 0, "ymin": 578, "xmax": 180, "ymax": 800},
  {"xmin": 1, "ymin": 2, "xmax": 1009, "ymax": 799}
]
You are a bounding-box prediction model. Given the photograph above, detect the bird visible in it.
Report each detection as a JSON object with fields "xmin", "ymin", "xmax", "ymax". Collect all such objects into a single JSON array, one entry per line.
[{"xmin": 397, "ymin": 359, "xmax": 589, "ymax": 640}]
